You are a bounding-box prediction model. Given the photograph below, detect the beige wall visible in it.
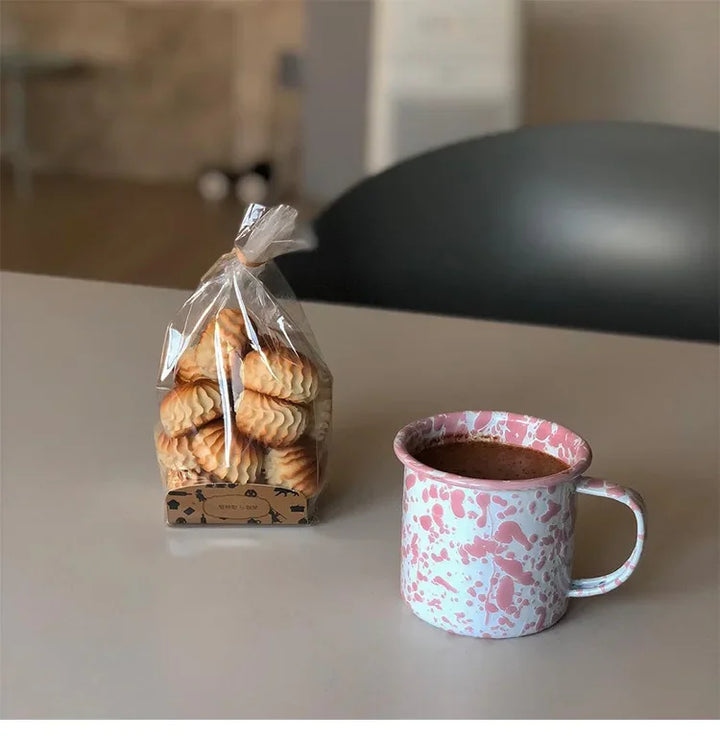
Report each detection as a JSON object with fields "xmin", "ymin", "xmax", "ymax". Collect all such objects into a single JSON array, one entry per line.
[{"xmin": 525, "ymin": 0, "xmax": 720, "ymax": 130}]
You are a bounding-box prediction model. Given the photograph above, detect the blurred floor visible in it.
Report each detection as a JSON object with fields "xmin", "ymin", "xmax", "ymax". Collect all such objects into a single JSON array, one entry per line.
[{"xmin": 0, "ymin": 172, "xmax": 318, "ymax": 290}]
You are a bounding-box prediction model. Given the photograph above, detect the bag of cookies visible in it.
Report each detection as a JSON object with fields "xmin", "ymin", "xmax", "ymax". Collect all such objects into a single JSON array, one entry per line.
[{"xmin": 155, "ymin": 203, "xmax": 332, "ymax": 525}]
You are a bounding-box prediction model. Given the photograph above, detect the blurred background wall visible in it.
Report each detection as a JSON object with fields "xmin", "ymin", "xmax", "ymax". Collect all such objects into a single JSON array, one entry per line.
[
  {"xmin": 2, "ymin": 0, "xmax": 717, "ymax": 184},
  {"xmin": 525, "ymin": 0, "xmax": 719, "ymax": 130},
  {"xmin": 1, "ymin": 0, "xmax": 717, "ymax": 288}
]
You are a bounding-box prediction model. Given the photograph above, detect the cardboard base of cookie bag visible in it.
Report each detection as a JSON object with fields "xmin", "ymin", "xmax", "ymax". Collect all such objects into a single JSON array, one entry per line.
[{"xmin": 165, "ymin": 483, "xmax": 315, "ymax": 525}]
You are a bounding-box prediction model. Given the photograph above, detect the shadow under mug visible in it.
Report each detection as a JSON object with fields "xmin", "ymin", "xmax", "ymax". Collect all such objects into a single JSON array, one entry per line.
[{"xmin": 393, "ymin": 410, "xmax": 647, "ymax": 639}]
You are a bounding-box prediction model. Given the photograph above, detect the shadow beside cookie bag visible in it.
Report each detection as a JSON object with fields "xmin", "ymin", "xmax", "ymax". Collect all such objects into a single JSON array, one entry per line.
[{"xmin": 155, "ymin": 204, "xmax": 332, "ymax": 525}]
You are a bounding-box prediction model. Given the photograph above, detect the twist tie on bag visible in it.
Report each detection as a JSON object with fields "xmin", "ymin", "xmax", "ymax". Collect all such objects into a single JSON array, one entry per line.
[{"xmin": 233, "ymin": 203, "xmax": 316, "ymax": 267}]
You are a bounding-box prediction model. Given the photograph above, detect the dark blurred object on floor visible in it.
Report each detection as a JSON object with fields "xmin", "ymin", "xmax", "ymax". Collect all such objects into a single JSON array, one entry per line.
[
  {"xmin": 0, "ymin": 171, "xmax": 319, "ymax": 289},
  {"xmin": 280, "ymin": 122, "xmax": 719, "ymax": 343}
]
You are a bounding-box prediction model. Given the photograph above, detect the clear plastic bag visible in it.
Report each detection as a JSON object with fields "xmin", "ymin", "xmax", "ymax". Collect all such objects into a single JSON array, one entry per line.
[{"xmin": 155, "ymin": 204, "xmax": 332, "ymax": 525}]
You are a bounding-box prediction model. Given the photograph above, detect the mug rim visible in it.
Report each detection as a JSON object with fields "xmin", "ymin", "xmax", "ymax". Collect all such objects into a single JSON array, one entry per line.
[{"xmin": 393, "ymin": 409, "xmax": 592, "ymax": 491}]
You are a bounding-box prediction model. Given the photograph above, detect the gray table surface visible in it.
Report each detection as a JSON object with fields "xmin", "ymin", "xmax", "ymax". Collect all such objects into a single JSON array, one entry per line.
[{"xmin": 1, "ymin": 271, "xmax": 718, "ymax": 719}]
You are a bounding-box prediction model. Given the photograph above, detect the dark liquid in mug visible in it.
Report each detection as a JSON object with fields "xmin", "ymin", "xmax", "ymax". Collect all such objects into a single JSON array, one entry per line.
[{"xmin": 415, "ymin": 439, "xmax": 569, "ymax": 481}]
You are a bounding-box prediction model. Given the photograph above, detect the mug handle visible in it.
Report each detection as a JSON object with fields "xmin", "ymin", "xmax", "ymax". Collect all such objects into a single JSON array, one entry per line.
[{"xmin": 568, "ymin": 476, "xmax": 647, "ymax": 598}]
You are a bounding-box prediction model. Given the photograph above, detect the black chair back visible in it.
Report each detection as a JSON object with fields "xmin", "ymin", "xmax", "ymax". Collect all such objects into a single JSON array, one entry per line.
[{"xmin": 281, "ymin": 123, "xmax": 719, "ymax": 342}]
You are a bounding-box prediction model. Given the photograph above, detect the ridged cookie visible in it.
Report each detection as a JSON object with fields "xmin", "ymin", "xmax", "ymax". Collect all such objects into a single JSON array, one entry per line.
[
  {"xmin": 155, "ymin": 427, "xmax": 199, "ymax": 472},
  {"xmin": 176, "ymin": 309, "xmax": 248, "ymax": 383},
  {"xmin": 175, "ymin": 345, "xmax": 205, "ymax": 383},
  {"xmin": 241, "ymin": 348, "xmax": 319, "ymax": 403},
  {"xmin": 191, "ymin": 420, "xmax": 263, "ymax": 484},
  {"xmin": 234, "ymin": 389, "xmax": 307, "ymax": 447},
  {"xmin": 308, "ymin": 390, "xmax": 332, "ymax": 441},
  {"xmin": 164, "ymin": 468, "xmax": 205, "ymax": 491},
  {"xmin": 160, "ymin": 380, "xmax": 223, "ymax": 437},
  {"xmin": 265, "ymin": 444, "xmax": 319, "ymax": 497}
]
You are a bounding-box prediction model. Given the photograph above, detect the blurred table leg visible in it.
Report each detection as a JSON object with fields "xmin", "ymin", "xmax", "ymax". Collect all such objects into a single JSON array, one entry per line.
[
  {"xmin": 2, "ymin": 54, "xmax": 85, "ymax": 199},
  {"xmin": 6, "ymin": 69, "xmax": 32, "ymax": 198}
]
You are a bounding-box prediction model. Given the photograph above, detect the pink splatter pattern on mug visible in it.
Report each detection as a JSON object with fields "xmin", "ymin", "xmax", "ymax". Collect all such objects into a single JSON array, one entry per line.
[{"xmin": 394, "ymin": 411, "xmax": 646, "ymax": 638}]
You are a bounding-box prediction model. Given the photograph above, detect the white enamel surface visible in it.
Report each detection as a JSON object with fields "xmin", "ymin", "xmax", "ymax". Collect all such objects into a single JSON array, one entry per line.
[{"xmin": 1, "ymin": 272, "xmax": 717, "ymax": 719}]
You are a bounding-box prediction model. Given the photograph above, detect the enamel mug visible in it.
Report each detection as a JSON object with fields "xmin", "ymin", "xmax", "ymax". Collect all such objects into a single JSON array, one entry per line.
[{"xmin": 393, "ymin": 411, "xmax": 647, "ymax": 638}]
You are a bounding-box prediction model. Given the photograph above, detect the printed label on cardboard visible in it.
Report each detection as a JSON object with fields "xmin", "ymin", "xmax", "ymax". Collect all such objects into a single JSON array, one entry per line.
[
  {"xmin": 202, "ymin": 494, "xmax": 272, "ymax": 520},
  {"xmin": 166, "ymin": 483, "xmax": 310, "ymax": 525}
]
